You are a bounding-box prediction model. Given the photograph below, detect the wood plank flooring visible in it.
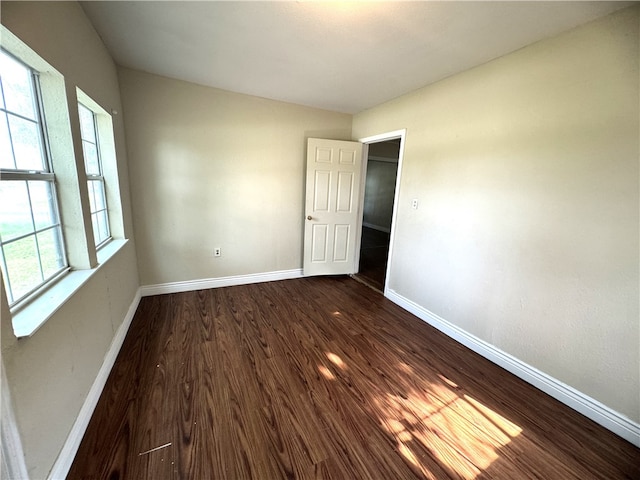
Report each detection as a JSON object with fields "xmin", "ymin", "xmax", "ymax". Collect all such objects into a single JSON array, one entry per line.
[{"xmin": 68, "ymin": 277, "xmax": 640, "ymax": 479}]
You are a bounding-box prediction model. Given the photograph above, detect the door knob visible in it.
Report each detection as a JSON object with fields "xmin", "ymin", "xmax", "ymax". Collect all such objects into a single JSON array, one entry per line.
[{"xmin": 307, "ymin": 215, "xmax": 313, "ymax": 220}]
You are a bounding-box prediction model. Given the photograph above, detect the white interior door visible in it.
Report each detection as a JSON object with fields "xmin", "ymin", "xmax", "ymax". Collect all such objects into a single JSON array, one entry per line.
[{"xmin": 303, "ymin": 138, "xmax": 363, "ymax": 276}]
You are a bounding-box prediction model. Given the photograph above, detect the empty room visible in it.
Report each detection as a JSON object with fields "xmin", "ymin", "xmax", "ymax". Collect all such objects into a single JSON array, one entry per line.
[{"xmin": 0, "ymin": 1, "xmax": 639, "ymax": 479}]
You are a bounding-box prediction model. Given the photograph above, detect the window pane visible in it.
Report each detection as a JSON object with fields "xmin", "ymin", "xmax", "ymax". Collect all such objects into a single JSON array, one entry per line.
[
  {"xmin": 91, "ymin": 212, "xmax": 99, "ymax": 245},
  {"xmin": 0, "ymin": 113, "xmax": 15, "ymax": 169},
  {"xmin": 78, "ymin": 104, "xmax": 96, "ymax": 143},
  {"xmin": 93, "ymin": 179, "xmax": 106, "ymax": 211},
  {"xmin": 8, "ymin": 114, "xmax": 45, "ymax": 171},
  {"xmin": 37, "ymin": 227, "xmax": 65, "ymax": 280},
  {"xmin": 0, "ymin": 51, "xmax": 37, "ymax": 120},
  {"xmin": 0, "ymin": 180, "xmax": 34, "ymax": 240},
  {"xmin": 96, "ymin": 209, "xmax": 109, "ymax": 244},
  {"xmin": 29, "ymin": 181, "xmax": 57, "ymax": 230},
  {"xmin": 3, "ymin": 235, "xmax": 42, "ymax": 301},
  {"xmin": 82, "ymin": 140, "xmax": 100, "ymax": 175},
  {"xmin": 87, "ymin": 179, "xmax": 97, "ymax": 213},
  {"xmin": 91, "ymin": 212, "xmax": 110, "ymax": 246}
]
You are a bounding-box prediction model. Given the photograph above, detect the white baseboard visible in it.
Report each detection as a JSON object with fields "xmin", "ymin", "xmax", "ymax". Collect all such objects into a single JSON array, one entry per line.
[
  {"xmin": 385, "ymin": 289, "xmax": 640, "ymax": 447},
  {"xmin": 47, "ymin": 270, "xmax": 303, "ymax": 478},
  {"xmin": 362, "ymin": 222, "xmax": 391, "ymax": 234},
  {"xmin": 140, "ymin": 269, "xmax": 304, "ymax": 297},
  {"xmin": 48, "ymin": 288, "xmax": 142, "ymax": 480},
  {"xmin": 1, "ymin": 361, "xmax": 29, "ymax": 480},
  {"xmin": 45, "ymin": 278, "xmax": 638, "ymax": 480}
]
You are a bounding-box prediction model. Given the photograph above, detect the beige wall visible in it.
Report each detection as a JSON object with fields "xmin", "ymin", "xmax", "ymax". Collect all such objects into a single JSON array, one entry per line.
[
  {"xmin": 353, "ymin": 6, "xmax": 639, "ymax": 422},
  {"xmin": 0, "ymin": 2, "xmax": 139, "ymax": 478},
  {"xmin": 118, "ymin": 68, "xmax": 352, "ymax": 286}
]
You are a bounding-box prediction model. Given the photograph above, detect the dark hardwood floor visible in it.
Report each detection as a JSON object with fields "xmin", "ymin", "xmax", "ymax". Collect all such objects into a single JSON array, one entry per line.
[
  {"xmin": 68, "ymin": 277, "xmax": 640, "ymax": 479},
  {"xmin": 356, "ymin": 227, "xmax": 390, "ymax": 291}
]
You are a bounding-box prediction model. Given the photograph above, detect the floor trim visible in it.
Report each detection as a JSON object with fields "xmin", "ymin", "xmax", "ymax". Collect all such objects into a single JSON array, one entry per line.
[
  {"xmin": 1, "ymin": 361, "xmax": 29, "ymax": 480},
  {"xmin": 362, "ymin": 222, "xmax": 391, "ymax": 234},
  {"xmin": 48, "ymin": 288, "xmax": 142, "ymax": 480},
  {"xmin": 386, "ymin": 288, "xmax": 640, "ymax": 447},
  {"xmin": 140, "ymin": 269, "xmax": 304, "ymax": 297}
]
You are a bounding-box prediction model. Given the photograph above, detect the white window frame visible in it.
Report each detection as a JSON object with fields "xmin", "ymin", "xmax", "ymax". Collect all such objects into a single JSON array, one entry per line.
[
  {"xmin": 1, "ymin": 26, "xmax": 129, "ymax": 338},
  {"xmin": 78, "ymin": 102, "xmax": 111, "ymax": 248},
  {"xmin": 0, "ymin": 50, "xmax": 69, "ymax": 307}
]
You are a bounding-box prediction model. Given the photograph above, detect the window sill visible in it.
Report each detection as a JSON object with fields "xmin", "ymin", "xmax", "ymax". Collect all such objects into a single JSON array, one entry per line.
[{"xmin": 11, "ymin": 239, "xmax": 129, "ymax": 338}]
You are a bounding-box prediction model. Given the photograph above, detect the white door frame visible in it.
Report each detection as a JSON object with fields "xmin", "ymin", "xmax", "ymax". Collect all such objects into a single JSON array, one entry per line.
[{"xmin": 356, "ymin": 129, "xmax": 406, "ymax": 296}]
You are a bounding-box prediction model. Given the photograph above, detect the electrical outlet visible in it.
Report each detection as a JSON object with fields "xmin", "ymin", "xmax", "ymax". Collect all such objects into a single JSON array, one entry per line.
[
  {"xmin": 214, "ymin": 247, "xmax": 221, "ymax": 257},
  {"xmin": 411, "ymin": 198, "xmax": 419, "ymax": 209}
]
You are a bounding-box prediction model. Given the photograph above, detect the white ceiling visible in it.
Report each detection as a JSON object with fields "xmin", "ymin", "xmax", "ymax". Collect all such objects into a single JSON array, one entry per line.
[{"xmin": 81, "ymin": 1, "xmax": 632, "ymax": 114}]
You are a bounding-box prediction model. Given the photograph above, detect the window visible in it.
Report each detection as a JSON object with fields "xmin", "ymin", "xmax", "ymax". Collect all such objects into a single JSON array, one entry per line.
[
  {"xmin": 78, "ymin": 103, "xmax": 110, "ymax": 247},
  {"xmin": 0, "ymin": 50, "xmax": 68, "ymax": 306},
  {"xmin": 0, "ymin": 27, "xmax": 128, "ymax": 337}
]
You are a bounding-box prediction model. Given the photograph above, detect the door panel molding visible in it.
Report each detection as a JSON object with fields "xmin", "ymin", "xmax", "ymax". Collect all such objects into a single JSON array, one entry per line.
[{"xmin": 304, "ymin": 138, "xmax": 363, "ymax": 276}]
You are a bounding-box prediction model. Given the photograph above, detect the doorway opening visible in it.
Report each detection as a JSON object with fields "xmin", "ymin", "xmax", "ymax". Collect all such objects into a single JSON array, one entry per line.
[{"xmin": 354, "ymin": 138, "xmax": 401, "ymax": 292}]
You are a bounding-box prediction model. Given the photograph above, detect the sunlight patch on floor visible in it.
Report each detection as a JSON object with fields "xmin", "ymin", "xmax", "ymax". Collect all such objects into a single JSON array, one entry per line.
[
  {"xmin": 374, "ymin": 374, "xmax": 522, "ymax": 479},
  {"xmin": 326, "ymin": 352, "xmax": 348, "ymax": 370},
  {"xmin": 398, "ymin": 362, "xmax": 414, "ymax": 374},
  {"xmin": 318, "ymin": 364, "xmax": 336, "ymax": 380},
  {"xmin": 316, "ymin": 353, "xmax": 523, "ymax": 478}
]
